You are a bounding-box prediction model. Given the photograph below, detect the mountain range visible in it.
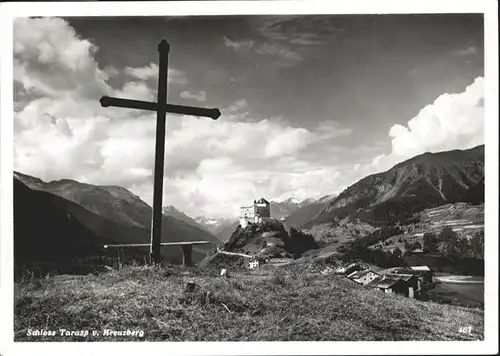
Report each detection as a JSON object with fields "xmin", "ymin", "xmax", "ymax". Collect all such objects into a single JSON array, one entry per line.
[
  {"xmin": 161, "ymin": 205, "xmax": 211, "ymax": 234},
  {"xmin": 303, "ymin": 145, "xmax": 484, "ymax": 229},
  {"xmin": 161, "ymin": 207, "xmax": 235, "ymax": 241},
  {"xmin": 283, "ymin": 195, "xmax": 336, "ymax": 229},
  {"xmin": 13, "ymin": 144, "xmax": 485, "ymax": 272},
  {"xmin": 194, "ymin": 216, "xmax": 230, "ymax": 231},
  {"xmin": 14, "ymin": 172, "xmax": 220, "ymax": 271}
]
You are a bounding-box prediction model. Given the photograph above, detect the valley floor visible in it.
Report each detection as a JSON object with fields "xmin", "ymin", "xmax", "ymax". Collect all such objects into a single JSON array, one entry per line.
[
  {"xmin": 14, "ymin": 265, "xmax": 483, "ymax": 342},
  {"xmin": 428, "ymin": 274, "xmax": 484, "ymax": 308}
]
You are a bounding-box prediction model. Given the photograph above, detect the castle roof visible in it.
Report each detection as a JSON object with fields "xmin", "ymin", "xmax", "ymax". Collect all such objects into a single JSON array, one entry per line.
[{"xmin": 255, "ymin": 198, "xmax": 270, "ymax": 204}]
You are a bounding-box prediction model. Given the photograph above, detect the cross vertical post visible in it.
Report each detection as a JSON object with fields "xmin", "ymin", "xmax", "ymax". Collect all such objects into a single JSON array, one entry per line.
[
  {"xmin": 99, "ymin": 39, "xmax": 221, "ymax": 265},
  {"xmin": 150, "ymin": 40, "xmax": 169, "ymax": 263}
]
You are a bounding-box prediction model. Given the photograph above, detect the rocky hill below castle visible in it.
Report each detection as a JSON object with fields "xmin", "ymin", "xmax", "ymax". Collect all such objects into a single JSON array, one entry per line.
[
  {"xmin": 200, "ymin": 219, "xmax": 319, "ymax": 269},
  {"xmin": 225, "ymin": 219, "xmax": 318, "ymax": 258}
]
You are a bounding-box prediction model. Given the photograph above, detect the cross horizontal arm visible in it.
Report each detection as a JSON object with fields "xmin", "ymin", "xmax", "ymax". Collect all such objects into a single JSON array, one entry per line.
[
  {"xmin": 100, "ymin": 96, "xmax": 157, "ymax": 111},
  {"xmin": 166, "ymin": 104, "xmax": 221, "ymax": 120},
  {"xmin": 100, "ymin": 96, "xmax": 221, "ymax": 120}
]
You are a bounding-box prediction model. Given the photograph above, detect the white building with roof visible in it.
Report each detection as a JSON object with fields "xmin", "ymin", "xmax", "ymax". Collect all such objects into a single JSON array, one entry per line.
[{"xmin": 347, "ymin": 270, "xmax": 380, "ymax": 285}]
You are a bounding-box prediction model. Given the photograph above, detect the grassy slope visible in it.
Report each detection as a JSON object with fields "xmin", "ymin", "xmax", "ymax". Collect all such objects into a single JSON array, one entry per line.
[
  {"xmin": 15, "ymin": 265, "xmax": 483, "ymax": 341},
  {"xmin": 368, "ymin": 203, "xmax": 484, "ymax": 254}
]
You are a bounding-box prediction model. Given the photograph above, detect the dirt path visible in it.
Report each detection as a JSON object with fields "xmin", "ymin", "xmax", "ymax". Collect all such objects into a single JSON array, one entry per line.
[{"xmin": 435, "ymin": 275, "xmax": 484, "ymax": 284}]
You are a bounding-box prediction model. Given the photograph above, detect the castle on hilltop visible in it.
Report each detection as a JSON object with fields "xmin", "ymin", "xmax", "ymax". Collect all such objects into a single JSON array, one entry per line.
[{"xmin": 239, "ymin": 198, "xmax": 271, "ymax": 228}]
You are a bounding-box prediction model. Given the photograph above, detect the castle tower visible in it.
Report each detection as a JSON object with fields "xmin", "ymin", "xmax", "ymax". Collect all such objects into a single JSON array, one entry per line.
[
  {"xmin": 239, "ymin": 198, "xmax": 271, "ymax": 227},
  {"xmin": 254, "ymin": 198, "xmax": 270, "ymax": 219}
]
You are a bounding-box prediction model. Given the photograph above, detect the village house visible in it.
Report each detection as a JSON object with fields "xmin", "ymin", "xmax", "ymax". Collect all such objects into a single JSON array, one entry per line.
[
  {"xmin": 334, "ymin": 266, "xmax": 347, "ymax": 274},
  {"xmin": 376, "ymin": 278, "xmax": 411, "ymax": 296},
  {"xmin": 336, "ymin": 261, "xmax": 427, "ymax": 299},
  {"xmin": 409, "ymin": 266, "xmax": 433, "ymax": 286},
  {"xmin": 347, "ymin": 269, "xmax": 381, "ymax": 285},
  {"xmin": 340, "ymin": 261, "xmax": 381, "ymax": 275},
  {"xmin": 246, "ymin": 257, "xmax": 260, "ymax": 270},
  {"xmin": 239, "ymin": 198, "xmax": 271, "ymax": 228},
  {"xmin": 379, "ymin": 265, "xmax": 433, "ymax": 289},
  {"xmin": 383, "ymin": 273, "xmax": 421, "ymax": 298},
  {"xmin": 367, "ymin": 276, "xmax": 411, "ymax": 297},
  {"xmin": 342, "ymin": 262, "xmax": 366, "ymax": 276}
]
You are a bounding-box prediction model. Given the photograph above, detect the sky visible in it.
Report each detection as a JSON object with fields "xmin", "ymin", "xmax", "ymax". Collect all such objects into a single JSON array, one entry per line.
[{"xmin": 13, "ymin": 14, "xmax": 485, "ymax": 219}]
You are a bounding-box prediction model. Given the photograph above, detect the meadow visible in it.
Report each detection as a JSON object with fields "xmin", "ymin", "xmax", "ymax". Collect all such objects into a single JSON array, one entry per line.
[{"xmin": 14, "ymin": 264, "xmax": 484, "ymax": 342}]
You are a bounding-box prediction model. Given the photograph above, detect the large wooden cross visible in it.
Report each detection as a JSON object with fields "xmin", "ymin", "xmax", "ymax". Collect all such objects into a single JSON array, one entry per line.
[{"xmin": 99, "ymin": 39, "xmax": 221, "ymax": 263}]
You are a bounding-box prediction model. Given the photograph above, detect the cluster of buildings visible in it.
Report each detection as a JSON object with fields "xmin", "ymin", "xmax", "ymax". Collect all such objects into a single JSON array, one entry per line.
[{"xmin": 339, "ymin": 262, "xmax": 433, "ymax": 299}]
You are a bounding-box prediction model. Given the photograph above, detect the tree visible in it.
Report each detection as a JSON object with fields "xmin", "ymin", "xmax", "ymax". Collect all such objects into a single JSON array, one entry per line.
[
  {"xmin": 383, "ymin": 250, "xmax": 393, "ymax": 268},
  {"xmin": 469, "ymin": 231, "xmax": 484, "ymax": 259},
  {"xmin": 411, "ymin": 241, "xmax": 422, "ymax": 251},
  {"xmin": 458, "ymin": 238, "xmax": 470, "ymax": 256},
  {"xmin": 440, "ymin": 226, "xmax": 456, "ymax": 243},
  {"xmin": 404, "ymin": 240, "xmax": 411, "ymax": 252},
  {"xmin": 388, "ymin": 248, "xmax": 405, "ymax": 267},
  {"xmin": 423, "ymin": 232, "xmax": 437, "ymax": 253},
  {"xmin": 440, "ymin": 226, "xmax": 458, "ymax": 257}
]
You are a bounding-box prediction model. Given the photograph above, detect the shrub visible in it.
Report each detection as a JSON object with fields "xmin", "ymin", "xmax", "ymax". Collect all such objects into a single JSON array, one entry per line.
[{"xmin": 271, "ymin": 268, "xmax": 288, "ymax": 286}]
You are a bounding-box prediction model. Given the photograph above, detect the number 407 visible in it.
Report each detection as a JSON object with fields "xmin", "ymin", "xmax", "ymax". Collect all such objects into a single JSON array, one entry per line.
[{"xmin": 459, "ymin": 326, "xmax": 473, "ymax": 334}]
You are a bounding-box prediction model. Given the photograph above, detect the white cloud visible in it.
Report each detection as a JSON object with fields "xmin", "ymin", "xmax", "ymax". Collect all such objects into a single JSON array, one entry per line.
[
  {"xmin": 103, "ymin": 65, "xmax": 119, "ymax": 78},
  {"xmin": 180, "ymin": 90, "xmax": 207, "ymax": 102},
  {"xmin": 115, "ymin": 81, "xmax": 155, "ymax": 101},
  {"xmin": 264, "ymin": 127, "xmax": 314, "ymax": 158},
  {"xmin": 13, "ymin": 18, "xmax": 156, "ymax": 186},
  {"xmin": 224, "ymin": 36, "xmax": 302, "ymax": 67},
  {"xmin": 254, "ymin": 43, "xmax": 302, "ymax": 67},
  {"xmin": 152, "ymin": 112, "xmax": 359, "ymax": 217},
  {"xmin": 13, "ymin": 17, "xmax": 112, "ymax": 99},
  {"xmin": 455, "ymin": 46, "xmax": 479, "ymax": 56},
  {"xmin": 227, "ymin": 99, "xmax": 247, "ymax": 112},
  {"xmin": 196, "ymin": 157, "xmax": 234, "ymax": 175},
  {"xmin": 370, "ymin": 76, "xmax": 484, "ymax": 173},
  {"xmin": 223, "ymin": 37, "xmax": 254, "ymax": 53},
  {"xmin": 314, "ymin": 120, "xmax": 354, "ymax": 140},
  {"xmin": 124, "ymin": 62, "xmax": 187, "ymax": 84},
  {"xmin": 13, "ymin": 17, "xmax": 353, "ymax": 220},
  {"xmin": 19, "ymin": 17, "xmax": 483, "ymax": 221},
  {"xmin": 13, "ymin": 16, "xmax": 345, "ymax": 219}
]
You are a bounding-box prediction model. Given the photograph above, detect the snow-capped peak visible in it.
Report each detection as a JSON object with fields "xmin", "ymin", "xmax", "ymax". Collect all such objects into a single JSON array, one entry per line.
[
  {"xmin": 194, "ymin": 216, "xmax": 228, "ymax": 229},
  {"xmin": 162, "ymin": 205, "xmax": 179, "ymax": 213}
]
